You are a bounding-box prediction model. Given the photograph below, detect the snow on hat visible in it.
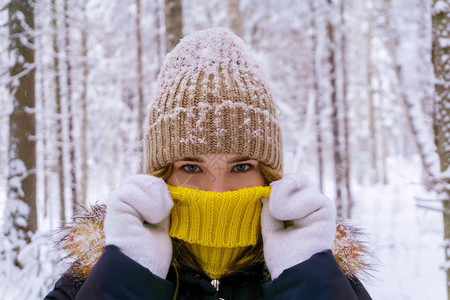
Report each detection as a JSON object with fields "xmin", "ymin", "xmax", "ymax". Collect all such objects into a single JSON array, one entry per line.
[{"xmin": 143, "ymin": 27, "xmax": 283, "ymax": 173}]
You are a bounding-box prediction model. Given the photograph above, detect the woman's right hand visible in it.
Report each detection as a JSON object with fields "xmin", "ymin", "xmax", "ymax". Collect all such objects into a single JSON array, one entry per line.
[{"xmin": 104, "ymin": 174, "xmax": 173, "ymax": 279}]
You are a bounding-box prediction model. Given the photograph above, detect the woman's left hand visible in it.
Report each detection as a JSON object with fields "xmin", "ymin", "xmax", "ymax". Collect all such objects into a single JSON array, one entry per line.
[{"xmin": 261, "ymin": 172, "xmax": 336, "ymax": 280}]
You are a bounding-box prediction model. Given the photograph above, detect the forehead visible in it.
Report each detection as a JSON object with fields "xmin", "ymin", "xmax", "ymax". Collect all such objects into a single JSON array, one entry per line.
[{"xmin": 178, "ymin": 154, "xmax": 256, "ymax": 164}]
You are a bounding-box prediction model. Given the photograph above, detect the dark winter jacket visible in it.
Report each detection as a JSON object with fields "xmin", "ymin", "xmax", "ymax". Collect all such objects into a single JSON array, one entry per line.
[{"xmin": 45, "ymin": 205, "xmax": 373, "ymax": 300}]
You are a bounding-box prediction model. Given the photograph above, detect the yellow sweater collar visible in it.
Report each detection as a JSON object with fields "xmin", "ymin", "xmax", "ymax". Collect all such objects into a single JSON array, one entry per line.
[{"xmin": 167, "ymin": 185, "xmax": 271, "ymax": 279}]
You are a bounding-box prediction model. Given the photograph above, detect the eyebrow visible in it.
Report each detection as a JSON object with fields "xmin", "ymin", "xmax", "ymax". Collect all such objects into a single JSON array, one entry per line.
[
  {"xmin": 228, "ymin": 156, "xmax": 253, "ymax": 163},
  {"xmin": 179, "ymin": 157, "xmax": 203, "ymax": 162},
  {"xmin": 178, "ymin": 156, "xmax": 254, "ymax": 163}
]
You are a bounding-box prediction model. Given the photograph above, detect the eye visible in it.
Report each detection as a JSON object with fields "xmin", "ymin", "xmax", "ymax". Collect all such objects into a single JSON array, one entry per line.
[
  {"xmin": 182, "ymin": 164, "xmax": 201, "ymax": 173},
  {"xmin": 232, "ymin": 163, "xmax": 252, "ymax": 172}
]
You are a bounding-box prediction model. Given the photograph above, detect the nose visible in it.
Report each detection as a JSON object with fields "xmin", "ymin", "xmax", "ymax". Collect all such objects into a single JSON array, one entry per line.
[{"xmin": 203, "ymin": 175, "xmax": 229, "ymax": 193}]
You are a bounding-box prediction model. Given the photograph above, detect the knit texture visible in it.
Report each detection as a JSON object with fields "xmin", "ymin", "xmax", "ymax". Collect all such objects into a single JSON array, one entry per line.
[
  {"xmin": 143, "ymin": 28, "xmax": 283, "ymax": 174},
  {"xmin": 167, "ymin": 184, "xmax": 271, "ymax": 279},
  {"xmin": 261, "ymin": 172, "xmax": 336, "ymax": 279},
  {"xmin": 104, "ymin": 175, "xmax": 173, "ymax": 279}
]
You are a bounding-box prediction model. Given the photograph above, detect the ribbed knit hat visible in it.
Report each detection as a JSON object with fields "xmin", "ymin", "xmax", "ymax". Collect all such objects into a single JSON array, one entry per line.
[{"xmin": 143, "ymin": 27, "xmax": 283, "ymax": 173}]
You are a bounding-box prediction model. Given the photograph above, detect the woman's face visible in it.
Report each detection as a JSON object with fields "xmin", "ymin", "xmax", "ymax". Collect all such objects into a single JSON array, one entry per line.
[{"xmin": 167, "ymin": 154, "xmax": 265, "ymax": 192}]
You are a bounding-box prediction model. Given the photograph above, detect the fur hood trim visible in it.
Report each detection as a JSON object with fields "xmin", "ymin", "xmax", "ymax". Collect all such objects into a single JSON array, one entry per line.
[{"xmin": 56, "ymin": 204, "xmax": 373, "ymax": 281}]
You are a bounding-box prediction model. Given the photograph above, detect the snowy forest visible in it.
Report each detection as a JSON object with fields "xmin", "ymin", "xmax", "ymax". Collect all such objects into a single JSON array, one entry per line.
[{"xmin": 0, "ymin": 0, "xmax": 449, "ymax": 298}]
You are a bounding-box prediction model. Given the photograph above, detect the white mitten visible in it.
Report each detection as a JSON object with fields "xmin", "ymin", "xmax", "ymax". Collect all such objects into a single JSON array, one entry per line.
[
  {"xmin": 104, "ymin": 174, "xmax": 173, "ymax": 279},
  {"xmin": 261, "ymin": 172, "xmax": 336, "ymax": 279}
]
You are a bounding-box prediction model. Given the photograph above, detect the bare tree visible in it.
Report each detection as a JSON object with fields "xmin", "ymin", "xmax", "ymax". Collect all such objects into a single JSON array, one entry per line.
[
  {"xmin": 340, "ymin": 0, "xmax": 353, "ymax": 217},
  {"xmin": 136, "ymin": 0, "xmax": 145, "ymax": 154},
  {"xmin": 309, "ymin": 0, "xmax": 324, "ymax": 192},
  {"xmin": 64, "ymin": 0, "xmax": 78, "ymax": 213},
  {"xmin": 80, "ymin": 0, "xmax": 89, "ymax": 208},
  {"xmin": 51, "ymin": 0, "xmax": 66, "ymax": 224},
  {"xmin": 5, "ymin": 0, "xmax": 37, "ymax": 268},
  {"xmin": 153, "ymin": 0, "xmax": 164, "ymax": 74},
  {"xmin": 327, "ymin": 0, "xmax": 344, "ymax": 218},
  {"xmin": 35, "ymin": 9, "xmax": 50, "ymax": 218},
  {"xmin": 164, "ymin": 0, "xmax": 183, "ymax": 53},
  {"xmin": 227, "ymin": 0, "xmax": 243, "ymax": 37},
  {"xmin": 383, "ymin": 0, "xmax": 437, "ymax": 185},
  {"xmin": 432, "ymin": 0, "xmax": 450, "ymax": 297},
  {"xmin": 367, "ymin": 19, "xmax": 379, "ymax": 184}
]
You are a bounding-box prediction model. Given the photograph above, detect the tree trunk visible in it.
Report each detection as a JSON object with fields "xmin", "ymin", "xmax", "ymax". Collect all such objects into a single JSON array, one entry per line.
[
  {"xmin": 164, "ymin": 0, "xmax": 183, "ymax": 53},
  {"xmin": 80, "ymin": 0, "xmax": 89, "ymax": 208},
  {"xmin": 340, "ymin": 0, "xmax": 353, "ymax": 217},
  {"xmin": 327, "ymin": 0, "xmax": 343, "ymax": 218},
  {"xmin": 153, "ymin": 0, "xmax": 163, "ymax": 73},
  {"xmin": 136, "ymin": 0, "xmax": 145, "ymax": 153},
  {"xmin": 431, "ymin": 0, "xmax": 450, "ymax": 298},
  {"xmin": 380, "ymin": 94, "xmax": 389, "ymax": 185},
  {"xmin": 52, "ymin": 0, "xmax": 66, "ymax": 224},
  {"xmin": 6, "ymin": 0, "xmax": 37, "ymax": 268},
  {"xmin": 36, "ymin": 15, "xmax": 49, "ymax": 218},
  {"xmin": 383, "ymin": 0, "xmax": 437, "ymax": 185},
  {"xmin": 64, "ymin": 0, "xmax": 77, "ymax": 214},
  {"xmin": 227, "ymin": 0, "xmax": 243, "ymax": 37},
  {"xmin": 378, "ymin": 74, "xmax": 389, "ymax": 185},
  {"xmin": 309, "ymin": 0, "xmax": 324, "ymax": 193},
  {"xmin": 367, "ymin": 20, "xmax": 378, "ymax": 184},
  {"xmin": 41, "ymin": 72, "xmax": 49, "ymax": 219}
]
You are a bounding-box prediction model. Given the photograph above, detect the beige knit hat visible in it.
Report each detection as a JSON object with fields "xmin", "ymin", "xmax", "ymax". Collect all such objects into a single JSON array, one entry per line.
[{"xmin": 143, "ymin": 27, "xmax": 283, "ymax": 173}]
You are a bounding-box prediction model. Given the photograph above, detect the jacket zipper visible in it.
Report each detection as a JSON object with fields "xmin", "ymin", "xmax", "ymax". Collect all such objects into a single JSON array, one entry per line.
[
  {"xmin": 211, "ymin": 279, "xmax": 220, "ymax": 291},
  {"xmin": 181, "ymin": 266, "xmax": 221, "ymax": 291},
  {"xmin": 180, "ymin": 265, "xmax": 264, "ymax": 293}
]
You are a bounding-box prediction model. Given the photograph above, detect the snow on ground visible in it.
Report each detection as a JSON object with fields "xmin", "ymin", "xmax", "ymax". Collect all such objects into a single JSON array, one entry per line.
[{"xmin": 352, "ymin": 156, "xmax": 445, "ymax": 300}]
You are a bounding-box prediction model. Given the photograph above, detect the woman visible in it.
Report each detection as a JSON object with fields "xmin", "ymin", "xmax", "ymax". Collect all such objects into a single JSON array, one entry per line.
[{"xmin": 46, "ymin": 28, "xmax": 372, "ymax": 299}]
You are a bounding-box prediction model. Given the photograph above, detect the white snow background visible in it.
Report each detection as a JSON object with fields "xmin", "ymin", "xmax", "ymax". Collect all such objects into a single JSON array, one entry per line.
[{"xmin": 350, "ymin": 156, "xmax": 445, "ymax": 300}]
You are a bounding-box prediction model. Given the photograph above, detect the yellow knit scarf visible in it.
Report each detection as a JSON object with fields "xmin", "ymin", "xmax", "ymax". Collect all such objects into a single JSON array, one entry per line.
[{"xmin": 167, "ymin": 184, "xmax": 271, "ymax": 279}]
